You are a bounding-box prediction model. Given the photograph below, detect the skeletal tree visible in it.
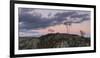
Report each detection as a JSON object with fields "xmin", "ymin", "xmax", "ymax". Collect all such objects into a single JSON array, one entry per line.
[
  {"xmin": 63, "ymin": 21, "xmax": 72, "ymax": 33},
  {"xmin": 64, "ymin": 22, "xmax": 68, "ymax": 33}
]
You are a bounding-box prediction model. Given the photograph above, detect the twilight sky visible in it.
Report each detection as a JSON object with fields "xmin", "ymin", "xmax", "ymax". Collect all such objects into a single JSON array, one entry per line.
[{"xmin": 18, "ymin": 8, "xmax": 91, "ymax": 37}]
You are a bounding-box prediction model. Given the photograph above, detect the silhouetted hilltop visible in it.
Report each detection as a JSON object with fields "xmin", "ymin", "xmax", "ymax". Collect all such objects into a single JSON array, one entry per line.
[{"xmin": 39, "ymin": 33, "xmax": 80, "ymax": 39}]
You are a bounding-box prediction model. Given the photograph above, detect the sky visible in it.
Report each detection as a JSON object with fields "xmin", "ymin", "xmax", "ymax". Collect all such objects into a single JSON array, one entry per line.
[{"xmin": 18, "ymin": 8, "xmax": 91, "ymax": 37}]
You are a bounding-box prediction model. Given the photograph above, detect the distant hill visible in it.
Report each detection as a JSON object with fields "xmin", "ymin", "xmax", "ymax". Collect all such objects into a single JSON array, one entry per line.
[
  {"xmin": 38, "ymin": 33, "xmax": 90, "ymax": 48},
  {"xmin": 19, "ymin": 33, "xmax": 90, "ymax": 50}
]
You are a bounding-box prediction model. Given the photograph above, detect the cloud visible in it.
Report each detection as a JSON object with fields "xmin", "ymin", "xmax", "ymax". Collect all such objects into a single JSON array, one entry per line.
[
  {"xmin": 19, "ymin": 8, "xmax": 90, "ymax": 31},
  {"xmin": 54, "ymin": 11, "xmax": 90, "ymax": 23}
]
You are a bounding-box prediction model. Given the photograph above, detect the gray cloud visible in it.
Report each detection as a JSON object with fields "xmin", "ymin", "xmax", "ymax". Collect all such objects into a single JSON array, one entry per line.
[{"xmin": 19, "ymin": 8, "xmax": 91, "ymax": 31}]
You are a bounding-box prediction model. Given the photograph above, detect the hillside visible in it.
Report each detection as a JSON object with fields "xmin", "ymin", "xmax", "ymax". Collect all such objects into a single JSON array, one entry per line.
[
  {"xmin": 19, "ymin": 33, "xmax": 90, "ymax": 50},
  {"xmin": 38, "ymin": 33, "xmax": 90, "ymax": 48}
]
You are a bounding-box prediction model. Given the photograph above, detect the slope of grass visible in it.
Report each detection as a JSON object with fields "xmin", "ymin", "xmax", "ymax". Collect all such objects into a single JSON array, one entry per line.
[{"xmin": 19, "ymin": 33, "xmax": 90, "ymax": 50}]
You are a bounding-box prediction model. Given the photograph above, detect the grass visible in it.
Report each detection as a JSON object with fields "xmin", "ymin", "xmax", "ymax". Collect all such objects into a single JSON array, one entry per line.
[{"xmin": 19, "ymin": 33, "xmax": 90, "ymax": 50}]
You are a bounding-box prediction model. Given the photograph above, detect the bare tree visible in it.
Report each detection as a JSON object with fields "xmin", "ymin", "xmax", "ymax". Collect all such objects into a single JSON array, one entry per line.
[{"xmin": 64, "ymin": 21, "xmax": 72, "ymax": 33}]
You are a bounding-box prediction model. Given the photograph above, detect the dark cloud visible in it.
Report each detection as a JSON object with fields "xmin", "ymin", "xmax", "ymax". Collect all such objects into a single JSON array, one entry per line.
[
  {"xmin": 19, "ymin": 8, "xmax": 90, "ymax": 31},
  {"xmin": 18, "ymin": 8, "xmax": 35, "ymax": 15},
  {"xmin": 19, "ymin": 12, "xmax": 55, "ymax": 30},
  {"xmin": 71, "ymin": 14, "xmax": 89, "ymax": 18},
  {"xmin": 55, "ymin": 11, "xmax": 76, "ymax": 17},
  {"xmin": 70, "ymin": 13, "xmax": 90, "ymax": 23}
]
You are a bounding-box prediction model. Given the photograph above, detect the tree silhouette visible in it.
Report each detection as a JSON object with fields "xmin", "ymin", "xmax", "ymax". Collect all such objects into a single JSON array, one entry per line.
[
  {"xmin": 80, "ymin": 30, "xmax": 85, "ymax": 37},
  {"xmin": 64, "ymin": 21, "xmax": 72, "ymax": 33}
]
